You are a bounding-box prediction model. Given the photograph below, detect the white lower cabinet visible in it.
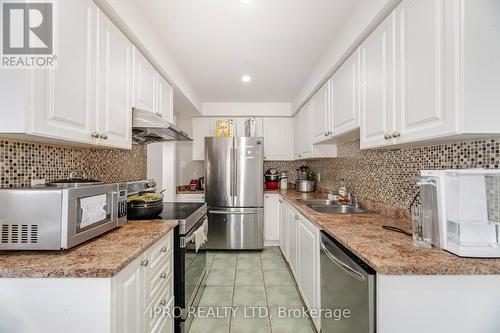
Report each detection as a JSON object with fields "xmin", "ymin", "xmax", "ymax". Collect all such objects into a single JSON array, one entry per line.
[
  {"xmin": 297, "ymin": 214, "xmax": 321, "ymax": 331},
  {"xmin": 112, "ymin": 232, "xmax": 175, "ymax": 333},
  {"xmin": 264, "ymin": 194, "xmax": 280, "ymax": 245},
  {"xmin": 0, "ymin": 231, "xmax": 174, "ymax": 333},
  {"xmin": 286, "ymin": 205, "xmax": 299, "ymax": 277},
  {"xmin": 278, "ymin": 198, "xmax": 321, "ymax": 332},
  {"xmin": 278, "ymin": 197, "xmax": 288, "ymax": 258}
]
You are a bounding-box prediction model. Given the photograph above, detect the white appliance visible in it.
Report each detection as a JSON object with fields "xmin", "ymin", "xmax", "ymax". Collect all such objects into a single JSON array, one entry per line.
[{"xmin": 418, "ymin": 169, "xmax": 500, "ymax": 258}]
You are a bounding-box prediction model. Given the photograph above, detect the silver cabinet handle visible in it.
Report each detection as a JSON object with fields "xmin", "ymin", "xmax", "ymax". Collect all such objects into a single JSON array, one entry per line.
[
  {"xmin": 140, "ymin": 259, "xmax": 149, "ymax": 267},
  {"xmin": 295, "ymin": 215, "xmax": 299, "ymax": 220},
  {"xmin": 392, "ymin": 131, "xmax": 401, "ymax": 138},
  {"xmin": 160, "ymin": 247, "xmax": 167, "ymax": 253},
  {"xmin": 384, "ymin": 133, "xmax": 392, "ymax": 140},
  {"xmin": 321, "ymin": 243, "xmax": 366, "ymax": 282},
  {"xmin": 160, "ymin": 272, "xmax": 167, "ymax": 279},
  {"xmin": 159, "ymin": 299, "xmax": 167, "ymax": 307},
  {"xmin": 324, "ymin": 132, "xmax": 329, "ymax": 137},
  {"xmin": 100, "ymin": 133, "xmax": 108, "ymax": 140},
  {"xmin": 91, "ymin": 132, "xmax": 100, "ymax": 139},
  {"xmin": 155, "ymin": 112, "xmax": 163, "ymax": 118}
]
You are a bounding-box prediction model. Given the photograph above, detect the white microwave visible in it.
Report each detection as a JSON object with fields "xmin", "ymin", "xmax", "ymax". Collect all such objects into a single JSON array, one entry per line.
[{"xmin": 0, "ymin": 183, "xmax": 128, "ymax": 250}]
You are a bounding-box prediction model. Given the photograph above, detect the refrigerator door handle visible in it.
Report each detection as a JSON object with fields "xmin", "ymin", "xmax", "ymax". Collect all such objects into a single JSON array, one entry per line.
[
  {"xmin": 229, "ymin": 139, "xmax": 235, "ymax": 200},
  {"xmin": 209, "ymin": 210, "xmax": 259, "ymax": 215},
  {"xmin": 233, "ymin": 139, "xmax": 238, "ymax": 203}
]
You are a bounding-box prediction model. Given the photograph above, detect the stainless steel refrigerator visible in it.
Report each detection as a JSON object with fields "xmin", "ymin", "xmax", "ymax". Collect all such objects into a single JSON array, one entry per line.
[{"xmin": 204, "ymin": 137, "xmax": 264, "ymax": 250}]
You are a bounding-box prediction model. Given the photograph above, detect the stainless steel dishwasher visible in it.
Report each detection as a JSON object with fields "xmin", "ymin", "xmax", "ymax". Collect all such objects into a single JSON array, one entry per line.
[{"xmin": 320, "ymin": 231, "xmax": 376, "ymax": 333}]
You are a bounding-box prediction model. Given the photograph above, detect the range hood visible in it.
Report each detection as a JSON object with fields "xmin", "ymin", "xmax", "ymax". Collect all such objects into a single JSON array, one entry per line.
[{"xmin": 132, "ymin": 108, "xmax": 192, "ymax": 144}]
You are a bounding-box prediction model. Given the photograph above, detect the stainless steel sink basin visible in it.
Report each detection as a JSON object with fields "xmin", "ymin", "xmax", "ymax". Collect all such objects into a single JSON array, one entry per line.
[
  {"xmin": 311, "ymin": 205, "xmax": 368, "ymax": 214},
  {"xmin": 300, "ymin": 199, "xmax": 341, "ymax": 206},
  {"xmin": 299, "ymin": 199, "xmax": 370, "ymax": 214}
]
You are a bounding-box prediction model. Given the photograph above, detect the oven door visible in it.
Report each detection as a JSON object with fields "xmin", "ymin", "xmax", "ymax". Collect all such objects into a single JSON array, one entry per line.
[
  {"xmin": 183, "ymin": 216, "xmax": 208, "ymax": 311},
  {"xmin": 64, "ymin": 184, "xmax": 120, "ymax": 249}
]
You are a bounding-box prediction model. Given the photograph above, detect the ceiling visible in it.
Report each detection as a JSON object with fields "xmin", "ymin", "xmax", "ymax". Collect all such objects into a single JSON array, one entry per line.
[{"xmin": 138, "ymin": 0, "xmax": 360, "ymax": 103}]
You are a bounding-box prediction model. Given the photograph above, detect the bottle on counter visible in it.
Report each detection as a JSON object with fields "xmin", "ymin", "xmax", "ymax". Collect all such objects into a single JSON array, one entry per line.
[{"xmin": 338, "ymin": 178, "xmax": 349, "ymax": 203}]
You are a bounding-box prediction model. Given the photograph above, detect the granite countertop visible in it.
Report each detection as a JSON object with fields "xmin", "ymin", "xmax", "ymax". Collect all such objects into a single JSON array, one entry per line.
[
  {"xmin": 269, "ymin": 189, "xmax": 500, "ymax": 275},
  {"xmin": 0, "ymin": 221, "xmax": 177, "ymax": 278}
]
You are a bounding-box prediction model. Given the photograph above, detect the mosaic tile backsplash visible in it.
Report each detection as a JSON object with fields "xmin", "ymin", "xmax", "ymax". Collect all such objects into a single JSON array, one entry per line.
[
  {"xmin": 0, "ymin": 140, "xmax": 147, "ymax": 188},
  {"xmin": 265, "ymin": 138, "xmax": 500, "ymax": 211}
]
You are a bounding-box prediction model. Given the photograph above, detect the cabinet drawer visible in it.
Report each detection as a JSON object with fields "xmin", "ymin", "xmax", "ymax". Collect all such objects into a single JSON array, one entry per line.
[
  {"xmin": 144, "ymin": 275, "xmax": 173, "ymax": 333},
  {"xmin": 143, "ymin": 253, "xmax": 173, "ymax": 309},
  {"xmin": 150, "ymin": 296, "xmax": 174, "ymax": 333},
  {"xmin": 143, "ymin": 233, "xmax": 172, "ymax": 278}
]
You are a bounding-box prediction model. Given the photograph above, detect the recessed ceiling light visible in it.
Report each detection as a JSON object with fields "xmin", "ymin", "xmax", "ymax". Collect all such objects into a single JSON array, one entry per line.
[{"xmin": 241, "ymin": 75, "xmax": 251, "ymax": 83}]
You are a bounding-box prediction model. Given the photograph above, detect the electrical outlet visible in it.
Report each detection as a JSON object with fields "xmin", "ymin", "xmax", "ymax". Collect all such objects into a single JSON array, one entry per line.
[{"xmin": 31, "ymin": 179, "xmax": 46, "ymax": 187}]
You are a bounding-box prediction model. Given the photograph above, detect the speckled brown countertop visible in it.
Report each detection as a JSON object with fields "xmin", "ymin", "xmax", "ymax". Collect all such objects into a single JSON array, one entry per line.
[
  {"xmin": 0, "ymin": 221, "xmax": 177, "ymax": 278},
  {"xmin": 266, "ymin": 189, "xmax": 500, "ymax": 275}
]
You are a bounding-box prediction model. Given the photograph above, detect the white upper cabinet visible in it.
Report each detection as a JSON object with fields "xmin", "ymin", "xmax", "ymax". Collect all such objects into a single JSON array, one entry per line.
[
  {"xmin": 156, "ymin": 74, "xmax": 173, "ymax": 122},
  {"xmin": 296, "ymin": 104, "xmax": 312, "ymax": 159},
  {"xmin": 331, "ymin": 50, "xmax": 360, "ymax": 138},
  {"xmin": 192, "ymin": 117, "xmax": 211, "ymax": 161},
  {"xmin": 263, "ymin": 118, "xmax": 293, "ymax": 161},
  {"xmin": 30, "ymin": 0, "xmax": 97, "ymax": 145},
  {"xmin": 394, "ymin": 0, "xmax": 454, "ymax": 143},
  {"xmin": 133, "ymin": 49, "xmax": 157, "ymax": 113},
  {"xmin": 97, "ymin": 10, "xmax": 133, "ymax": 149},
  {"xmin": 311, "ymin": 81, "xmax": 331, "ymax": 144},
  {"xmin": 359, "ymin": 0, "xmax": 500, "ymax": 149},
  {"xmin": 235, "ymin": 117, "xmax": 263, "ymax": 138},
  {"xmin": 360, "ymin": 11, "xmax": 396, "ymax": 149},
  {"xmin": 0, "ymin": 0, "xmax": 136, "ymax": 148}
]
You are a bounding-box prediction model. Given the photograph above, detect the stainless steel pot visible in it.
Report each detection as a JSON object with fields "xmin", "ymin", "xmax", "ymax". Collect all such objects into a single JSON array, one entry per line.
[{"xmin": 295, "ymin": 179, "xmax": 316, "ymax": 193}]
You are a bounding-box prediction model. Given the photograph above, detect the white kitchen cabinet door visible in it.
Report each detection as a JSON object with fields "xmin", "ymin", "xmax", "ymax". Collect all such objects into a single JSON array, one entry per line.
[
  {"xmin": 286, "ymin": 207, "xmax": 299, "ymax": 279},
  {"xmin": 151, "ymin": 296, "xmax": 174, "ymax": 333},
  {"xmin": 311, "ymin": 81, "xmax": 331, "ymax": 144},
  {"xmin": 331, "ymin": 51, "xmax": 360, "ymax": 138},
  {"xmin": 192, "ymin": 117, "xmax": 211, "ymax": 161},
  {"xmin": 114, "ymin": 260, "xmax": 142, "ymax": 333},
  {"xmin": 360, "ymin": 11, "xmax": 396, "ymax": 149},
  {"xmin": 156, "ymin": 74, "xmax": 173, "ymax": 122},
  {"xmin": 97, "ymin": 10, "xmax": 132, "ymax": 149},
  {"xmin": 235, "ymin": 117, "xmax": 263, "ymax": 137},
  {"xmin": 394, "ymin": 0, "xmax": 455, "ymax": 143},
  {"xmin": 264, "ymin": 194, "xmax": 280, "ymax": 245},
  {"xmin": 279, "ymin": 197, "xmax": 288, "ymax": 258},
  {"xmin": 297, "ymin": 215, "xmax": 321, "ymax": 331},
  {"xmin": 134, "ymin": 49, "xmax": 156, "ymax": 113},
  {"xmin": 299, "ymin": 104, "xmax": 312, "ymax": 158},
  {"xmin": 262, "ymin": 118, "xmax": 292, "ymax": 161},
  {"xmin": 30, "ymin": 0, "xmax": 97, "ymax": 144},
  {"xmin": 293, "ymin": 112, "xmax": 301, "ymax": 159}
]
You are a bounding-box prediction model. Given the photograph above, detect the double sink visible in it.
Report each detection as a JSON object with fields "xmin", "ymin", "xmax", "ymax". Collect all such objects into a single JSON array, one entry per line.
[{"xmin": 299, "ymin": 199, "xmax": 370, "ymax": 214}]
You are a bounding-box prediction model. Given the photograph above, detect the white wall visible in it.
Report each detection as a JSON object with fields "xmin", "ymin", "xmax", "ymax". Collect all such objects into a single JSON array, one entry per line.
[
  {"xmin": 175, "ymin": 117, "xmax": 204, "ymax": 186},
  {"xmin": 94, "ymin": 0, "xmax": 202, "ymax": 115},
  {"xmin": 292, "ymin": 0, "xmax": 400, "ymax": 112},
  {"xmin": 202, "ymin": 103, "xmax": 292, "ymax": 117}
]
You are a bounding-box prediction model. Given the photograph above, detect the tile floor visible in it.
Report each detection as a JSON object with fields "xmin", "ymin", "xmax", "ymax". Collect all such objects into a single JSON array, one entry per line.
[{"xmin": 188, "ymin": 247, "xmax": 316, "ymax": 333}]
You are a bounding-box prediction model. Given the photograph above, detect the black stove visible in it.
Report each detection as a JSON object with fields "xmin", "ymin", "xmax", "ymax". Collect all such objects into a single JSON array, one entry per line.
[
  {"xmin": 159, "ymin": 202, "xmax": 206, "ymax": 235},
  {"xmin": 159, "ymin": 202, "xmax": 205, "ymax": 221}
]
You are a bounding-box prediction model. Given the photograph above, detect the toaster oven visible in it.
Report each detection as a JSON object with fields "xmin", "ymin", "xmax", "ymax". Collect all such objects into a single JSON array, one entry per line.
[{"xmin": 0, "ymin": 183, "xmax": 128, "ymax": 250}]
